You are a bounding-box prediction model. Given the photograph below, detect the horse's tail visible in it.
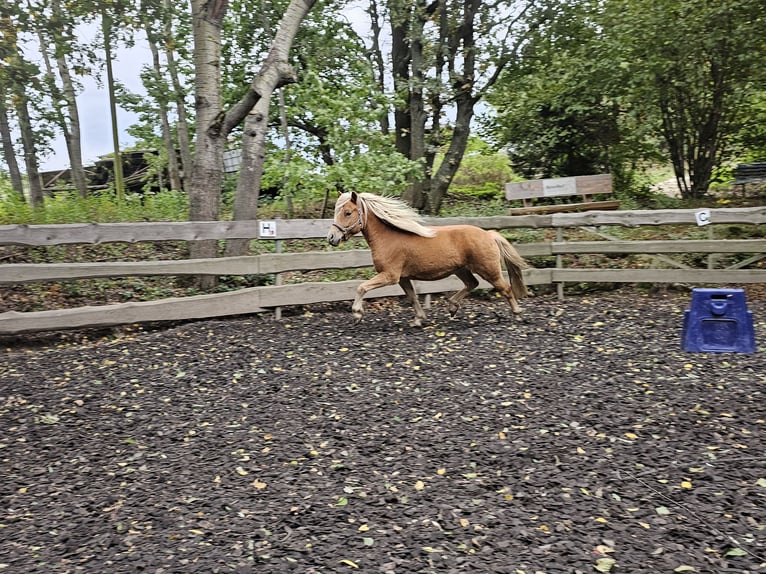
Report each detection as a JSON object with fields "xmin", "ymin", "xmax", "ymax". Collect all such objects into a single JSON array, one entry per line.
[{"xmin": 490, "ymin": 231, "xmax": 529, "ymax": 299}]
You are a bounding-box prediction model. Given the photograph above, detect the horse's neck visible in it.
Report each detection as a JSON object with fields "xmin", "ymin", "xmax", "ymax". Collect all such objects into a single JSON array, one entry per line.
[{"xmin": 362, "ymin": 210, "xmax": 393, "ymax": 248}]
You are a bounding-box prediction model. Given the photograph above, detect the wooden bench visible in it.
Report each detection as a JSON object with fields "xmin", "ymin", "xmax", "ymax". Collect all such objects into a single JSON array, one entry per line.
[
  {"xmin": 505, "ymin": 174, "xmax": 619, "ymax": 215},
  {"xmin": 733, "ymin": 163, "xmax": 766, "ymax": 193}
]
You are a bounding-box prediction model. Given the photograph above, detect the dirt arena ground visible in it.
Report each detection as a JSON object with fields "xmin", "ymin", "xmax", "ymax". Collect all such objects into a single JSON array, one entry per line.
[{"xmin": 1, "ymin": 288, "xmax": 765, "ymax": 573}]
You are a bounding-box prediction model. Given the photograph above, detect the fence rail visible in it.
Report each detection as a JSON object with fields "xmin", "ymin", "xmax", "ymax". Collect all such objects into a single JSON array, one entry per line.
[{"xmin": 1, "ymin": 207, "xmax": 765, "ymax": 334}]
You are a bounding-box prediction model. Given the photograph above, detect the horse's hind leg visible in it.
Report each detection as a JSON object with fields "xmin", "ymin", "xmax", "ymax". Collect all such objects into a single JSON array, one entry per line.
[
  {"xmin": 399, "ymin": 278, "xmax": 426, "ymax": 326},
  {"xmin": 474, "ymin": 266, "xmax": 522, "ymax": 314},
  {"xmin": 448, "ymin": 268, "xmax": 479, "ymax": 316},
  {"xmin": 483, "ymin": 274, "xmax": 522, "ymax": 314}
]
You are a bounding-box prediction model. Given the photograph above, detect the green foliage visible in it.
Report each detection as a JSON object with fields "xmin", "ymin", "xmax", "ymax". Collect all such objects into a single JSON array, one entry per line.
[
  {"xmin": 0, "ymin": 189, "xmax": 189, "ymax": 225},
  {"xmin": 485, "ymin": 0, "xmax": 766, "ymax": 200},
  {"xmin": 733, "ymin": 90, "xmax": 766, "ymax": 161},
  {"xmin": 447, "ymin": 139, "xmax": 513, "ymax": 200}
]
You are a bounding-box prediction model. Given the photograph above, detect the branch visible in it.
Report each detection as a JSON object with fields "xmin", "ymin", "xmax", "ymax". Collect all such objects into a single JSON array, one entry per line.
[{"xmin": 220, "ymin": 0, "xmax": 317, "ymax": 136}]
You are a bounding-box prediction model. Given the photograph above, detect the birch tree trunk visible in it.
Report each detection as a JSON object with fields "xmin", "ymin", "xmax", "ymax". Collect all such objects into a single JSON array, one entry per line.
[
  {"xmin": 0, "ymin": 97, "xmax": 25, "ymax": 199},
  {"xmin": 224, "ymin": 0, "xmax": 316, "ymax": 256},
  {"xmin": 146, "ymin": 30, "xmax": 183, "ymax": 192},
  {"xmin": 163, "ymin": 0, "xmax": 191, "ymax": 191},
  {"xmin": 15, "ymin": 95, "xmax": 44, "ymax": 207},
  {"xmin": 188, "ymin": 0, "xmax": 316, "ymax": 265},
  {"xmin": 47, "ymin": 0, "xmax": 89, "ymax": 198},
  {"xmin": 188, "ymin": 0, "xmax": 228, "ymax": 288}
]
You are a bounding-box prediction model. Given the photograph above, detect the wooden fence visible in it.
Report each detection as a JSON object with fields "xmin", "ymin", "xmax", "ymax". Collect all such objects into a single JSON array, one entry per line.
[{"xmin": 1, "ymin": 207, "xmax": 765, "ymax": 334}]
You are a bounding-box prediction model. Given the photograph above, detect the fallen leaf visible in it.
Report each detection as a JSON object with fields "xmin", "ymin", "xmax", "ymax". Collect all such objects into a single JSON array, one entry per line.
[
  {"xmin": 755, "ymin": 478, "xmax": 766, "ymax": 488},
  {"xmin": 358, "ymin": 524, "xmax": 369, "ymax": 532},
  {"xmin": 362, "ymin": 537, "xmax": 374, "ymax": 546},
  {"xmin": 674, "ymin": 566, "xmax": 696, "ymax": 572},
  {"xmin": 414, "ymin": 480, "xmax": 425, "ymax": 491},
  {"xmin": 594, "ymin": 557, "xmax": 616, "ymax": 572},
  {"xmin": 680, "ymin": 481, "xmax": 692, "ymax": 489},
  {"xmin": 724, "ymin": 548, "xmax": 747, "ymax": 557},
  {"xmin": 339, "ymin": 559, "xmax": 359, "ymax": 568},
  {"xmin": 655, "ymin": 506, "xmax": 671, "ymax": 515},
  {"xmin": 252, "ymin": 479, "xmax": 267, "ymax": 490}
]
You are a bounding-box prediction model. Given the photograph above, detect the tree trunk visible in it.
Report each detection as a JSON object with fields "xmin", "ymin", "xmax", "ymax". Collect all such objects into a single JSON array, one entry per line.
[
  {"xmin": 390, "ymin": 2, "xmax": 411, "ymax": 159},
  {"xmin": 48, "ymin": 0, "xmax": 89, "ymax": 198},
  {"xmin": 401, "ymin": 4, "xmax": 428, "ymax": 210},
  {"xmin": 147, "ymin": 31, "xmax": 183, "ymax": 192},
  {"xmin": 15, "ymin": 95, "xmax": 44, "ymax": 207},
  {"xmin": 0, "ymin": 97, "xmax": 25, "ymax": 200},
  {"xmin": 188, "ymin": 0, "xmax": 228, "ymax": 288},
  {"xmin": 367, "ymin": 0, "xmax": 389, "ymax": 135},
  {"xmin": 224, "ymin": 0, "xmax": 317, "ymax": 257},
  {"xmin": 102, "ymin": 12, "xmax": 125, "ymax": 202},
  {"xmin": 164, "ymin": 0, "xmax": 191, "ymax": 191}
]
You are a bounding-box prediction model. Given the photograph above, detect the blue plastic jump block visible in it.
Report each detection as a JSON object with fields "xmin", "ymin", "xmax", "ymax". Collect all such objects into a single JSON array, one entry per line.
[{"xmin": 682, "ymin": 288, "xmax": 756, "ymax": 353}]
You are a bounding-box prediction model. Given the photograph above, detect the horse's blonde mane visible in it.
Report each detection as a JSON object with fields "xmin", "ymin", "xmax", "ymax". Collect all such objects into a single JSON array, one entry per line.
[{"xmin": 338, "ymin": 192, "xmax": 436, "ymax": 238}]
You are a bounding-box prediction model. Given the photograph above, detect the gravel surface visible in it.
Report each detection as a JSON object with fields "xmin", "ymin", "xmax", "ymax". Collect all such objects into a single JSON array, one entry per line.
[{"xmin": 1, "ymin": 288, "xmax": 765, "ymax": 574}]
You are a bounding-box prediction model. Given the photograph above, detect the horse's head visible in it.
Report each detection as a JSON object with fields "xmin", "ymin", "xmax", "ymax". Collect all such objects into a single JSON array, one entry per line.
[{"xmin": 327, "ymin": 191, "xmax": 364, "ymax": 246}]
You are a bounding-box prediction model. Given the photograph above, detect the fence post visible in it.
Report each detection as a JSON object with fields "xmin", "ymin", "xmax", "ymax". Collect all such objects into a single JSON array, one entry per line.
[
  {"xmin": 274, "ymin": 239, "xmax": 283, "ymax": 320},
  {"xmin": 556, "ymin": 227, "xmax": 564, "ymax": 300}
]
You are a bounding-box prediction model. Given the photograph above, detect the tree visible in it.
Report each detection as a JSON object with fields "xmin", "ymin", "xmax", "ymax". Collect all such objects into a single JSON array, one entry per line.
[
  {"xmin": 26, "ymin": 0, "xmax": 91, "ymax": 197},
  {"xmin": 609, "ymin": 0, "xmax": 766, "ymax": 198},
  {"xmin": 485, "ymin": 0, "xmax": 656, "ymax": 189},
  {"xmin": 188, "ymin": 0, "xmax": 317, "ymax": 278},
  {"xmin": 0, "ymin": 4, "xmax": 44, "ymax": 206},
  {"xmin": 376, "ymin": 0, "xmax": 539, "ymax": 213}
]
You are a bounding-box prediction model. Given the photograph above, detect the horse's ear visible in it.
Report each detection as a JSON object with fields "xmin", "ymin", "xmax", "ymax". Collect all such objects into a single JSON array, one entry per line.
[{"xmin": 350, "ymin": 191, "xmax": 359, "ymax": 204}]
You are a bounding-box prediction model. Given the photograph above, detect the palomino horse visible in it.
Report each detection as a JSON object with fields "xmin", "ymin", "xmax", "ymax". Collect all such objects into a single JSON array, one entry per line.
[{"xmin": 326, "ymin": 191, "xmax": 529, "ymax": 325}]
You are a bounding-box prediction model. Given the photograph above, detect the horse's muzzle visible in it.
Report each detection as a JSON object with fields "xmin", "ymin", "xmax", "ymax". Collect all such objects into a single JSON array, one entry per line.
[{"xmin": 327, "ymin": 230, "xmax": 343, "ymax": 247}]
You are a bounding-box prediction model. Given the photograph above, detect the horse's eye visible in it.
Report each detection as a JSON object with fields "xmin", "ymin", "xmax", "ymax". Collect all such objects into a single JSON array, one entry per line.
[{"xmin": 344, "ymin": 211, "xmax": 352, "ymax": 217}]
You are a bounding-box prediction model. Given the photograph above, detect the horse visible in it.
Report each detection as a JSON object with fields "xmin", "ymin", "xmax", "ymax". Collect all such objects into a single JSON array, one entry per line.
[{"xmin": 326, "ymin": 191, "xmax": 529, "ymax": 325}]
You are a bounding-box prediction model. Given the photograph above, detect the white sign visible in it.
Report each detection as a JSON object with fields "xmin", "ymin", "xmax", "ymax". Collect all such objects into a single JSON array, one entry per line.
[
  {"xmin": 259, "ymin": 220, "xmax": 277, "ymax": 237},
  {"xmin": 542, "ymin": 176, "xmax": 578, "ymax": 197},
  {"xmin": 695, "ymin": 209, "xmax": 711, "ymax": 226}
]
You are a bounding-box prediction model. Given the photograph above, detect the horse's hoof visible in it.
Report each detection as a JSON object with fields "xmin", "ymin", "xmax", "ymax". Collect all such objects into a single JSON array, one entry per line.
[
  {"xmin": 353, "ymin": 311, "xmax": 363, "ymax": 322},
  {"xmin": 410, "ymin": 317, "xmax": 423, "ymax": 327}
]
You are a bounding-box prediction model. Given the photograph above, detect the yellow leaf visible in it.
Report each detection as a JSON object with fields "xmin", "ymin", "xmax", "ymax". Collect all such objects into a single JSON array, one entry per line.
[
  {"xmin": 358, "ymin": 524, "xmax": 369, "ymax": 532},
  {"xmin": 339, "ymin": 559, "xmax": 359, "ymax": 568},
  {"xmin": 594, "ymin": 517, "xmax": 608, "ymax": 523},
  {"xmin": 437, "ymin": 468, "xmax": 446, "ymax": 475},
  {"xmin": 498, "ymin": 432, "xmax": 507, "ymax": 440},
  {"xmin": 576, "ymin": 447, "xmax": 586, "ymax": 454},
  {"xmin": 638, "ymin": 521, "xmax": 651, "ymax": 529},
  {"xmin": 189, "ymin": 529, "xmax": 204, "ymax": 535},
  {"xmin": 235, "ymin": 467, "xmax": 249, "ymax": 476},
  {"xmin": 680, "ymin": 481, "xmax": 692, "ymax": 489},
  {"xmin": 624, "ymin": 432, "xmax": 639, "ymax": 440},
  {"xmin": 414, "ymin": 480, "xmax": 425, "ymax": 491},
  {"xmin": 595, "ymin": 557, "xmax": 616, "ymax": 572},
  {"xmin": 459, "ymin": 518, "xmax": 470, "ymax": 528},
  {"xmin": 17, "ymin": 486, "xmax": 28, "ymax": 494},
  {"xmin": 252, "ymin": 479, "xmax": 267, "ymax": 490}
]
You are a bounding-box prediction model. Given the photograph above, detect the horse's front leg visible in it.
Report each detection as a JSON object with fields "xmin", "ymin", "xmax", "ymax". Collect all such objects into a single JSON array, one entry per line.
[
  {"xmin": 352, "ymin": 272, "xmax": 398, "ymax": 321},
  {"xmin": 399, "ymin": 278, "xmax": 426, "ymax": 327}
]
